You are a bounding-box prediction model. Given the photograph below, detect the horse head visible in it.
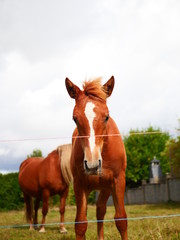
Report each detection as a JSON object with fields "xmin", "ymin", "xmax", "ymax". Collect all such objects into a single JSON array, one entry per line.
[{"xmin": 65, "ymin": 76, "xmax": 114, "ymax": 175}]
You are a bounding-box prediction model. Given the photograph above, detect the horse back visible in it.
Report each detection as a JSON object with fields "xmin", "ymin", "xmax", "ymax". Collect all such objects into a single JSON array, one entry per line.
[{"xmin": 38, "ymin": 149, "xmax": 70, "ymax": 195}]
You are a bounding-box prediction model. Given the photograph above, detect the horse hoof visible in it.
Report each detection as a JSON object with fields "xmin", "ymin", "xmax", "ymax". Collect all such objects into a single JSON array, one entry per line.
[
  {"xmin": 39, "ymin": 227, "xmax": 46, "ymax": 233},
  {"xmin": 29, "ymin": 227, "xmax": 34, "ymax": 231},
  {"xmin": 60, "ymin": 227, "xmax": 67, "ymax": 234}
]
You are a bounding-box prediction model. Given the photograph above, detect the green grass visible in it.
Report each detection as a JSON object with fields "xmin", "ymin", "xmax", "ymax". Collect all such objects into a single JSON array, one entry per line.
[{"xmin": 0, "ymin": 203, "xmax": 180, "ymax": 239}]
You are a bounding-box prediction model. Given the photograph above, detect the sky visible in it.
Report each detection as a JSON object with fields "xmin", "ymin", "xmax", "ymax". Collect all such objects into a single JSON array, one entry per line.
[{"xmin": 0, "ymin": 0, "xmax": 180, "ymax": 173}]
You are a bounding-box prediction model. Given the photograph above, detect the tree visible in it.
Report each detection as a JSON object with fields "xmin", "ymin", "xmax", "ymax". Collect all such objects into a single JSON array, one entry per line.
[
  {"xmin": 0, "ymin": 173, "xmax": 24, "ymax": 210},
  {"xmin": 124, "ymin": 126, "xmax": 170, "ymax": 187},
  {"xmin": 27, "ymin": 149, "xmax": 43, "ymax": 158},
  {"xmin": 162, "ymin": 121, "xmax": 180, "ymax": 178}
]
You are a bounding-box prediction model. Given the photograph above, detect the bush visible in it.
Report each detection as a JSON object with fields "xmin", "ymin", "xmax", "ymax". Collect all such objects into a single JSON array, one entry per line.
[{"xmin": 0, "ymin": 173, "xmax": 24, "ymax": 211}]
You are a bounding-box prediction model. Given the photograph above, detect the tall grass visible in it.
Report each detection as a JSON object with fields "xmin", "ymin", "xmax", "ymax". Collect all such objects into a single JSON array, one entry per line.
[{"xmin": 0, "ymin": 203, "xmax": 180, "ymax": 240}]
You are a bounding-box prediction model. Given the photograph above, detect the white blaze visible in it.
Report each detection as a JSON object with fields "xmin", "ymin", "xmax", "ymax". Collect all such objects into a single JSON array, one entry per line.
[{"xmin": 84, "ymin": 102, "xmax": 96, "ymax": 152}]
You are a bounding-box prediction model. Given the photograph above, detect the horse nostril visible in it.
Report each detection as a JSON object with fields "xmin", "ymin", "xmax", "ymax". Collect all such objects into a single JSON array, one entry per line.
[
  {"xmin": 99, "ymin": 160, "xmax": 102, "ymax": 169},
  {"xmin": 84, "ymin": 160, "xmax": 89, "ymax": 170}
]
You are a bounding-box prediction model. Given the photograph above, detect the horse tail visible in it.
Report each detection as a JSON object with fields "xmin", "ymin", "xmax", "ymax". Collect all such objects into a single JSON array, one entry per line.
[
  {"xmin": 57, "ymin": 144, "xmax": 72, "ymax": 185},
  {"xmin": 23, "ymin": 193, "xmax": 33, "ymax": 223}
]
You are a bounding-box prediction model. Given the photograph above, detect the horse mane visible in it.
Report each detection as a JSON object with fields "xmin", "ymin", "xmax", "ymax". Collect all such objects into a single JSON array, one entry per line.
[
  {"xmin": 83, "ymin": 78, "xmax": 107, "ymax": 102},
  {"xmin": 57, "ymin": 144, "xmax": 72, "ymax": 185}
]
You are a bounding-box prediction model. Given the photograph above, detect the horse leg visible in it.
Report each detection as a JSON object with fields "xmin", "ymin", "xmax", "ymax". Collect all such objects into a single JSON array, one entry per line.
[
  {"xmin": 33, "ymin": 197, "xmax": 40, "ymax": 229},
  {"xmin": 96, "ymin": 190, "xmax": 111, "ymax": 240},
  {"xmin": 112, "ymin": 173, "xmax": 128, "ymax": 240},
  {"xmin": 59, "ymin": 188, "xmax": 69, "ymax": 234},
  {"xmin": 23, "ymin": 192, "xmax": 33, "ymax": 230},
  {"xmin": 39, "ymin": 189, "xmax": 50, "ymax": 233},
  {"xmin": 74, "ymin": 184, "xmax": 88, "ymax": 240}
]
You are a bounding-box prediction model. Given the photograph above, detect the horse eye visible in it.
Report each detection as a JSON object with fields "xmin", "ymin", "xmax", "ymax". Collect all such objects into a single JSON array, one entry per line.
[{"xmin": 105, "ymin": 115, "xmax": 109, "ymax": 122}]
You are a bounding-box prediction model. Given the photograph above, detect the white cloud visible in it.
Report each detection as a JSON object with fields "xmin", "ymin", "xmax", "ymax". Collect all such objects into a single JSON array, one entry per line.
[
  {"xmin": 0, "ymin": 148, "xmax": 10, "ymax": 156},
  {"xmin": 0, "ymin": 170, "xmax": 18, "ymax": 174},
  {"xmin": 0, "ymin": 0, "xmax": 180, "ymax": 171}
]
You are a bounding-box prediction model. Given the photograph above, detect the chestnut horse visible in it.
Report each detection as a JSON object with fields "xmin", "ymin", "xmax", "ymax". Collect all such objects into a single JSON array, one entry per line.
[
  {"xmin": 65, "ymin": 76, "xmax": 128, "ymax": 240},
  {"xmin": 18, "ymin": 144, "xmax": 72, "ymax": 233}
]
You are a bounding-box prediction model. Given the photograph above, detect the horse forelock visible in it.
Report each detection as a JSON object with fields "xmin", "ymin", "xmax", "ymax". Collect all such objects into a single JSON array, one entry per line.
[{"xmin": 82, "ymin": 78, "xmax": 107, "ymax": 102}]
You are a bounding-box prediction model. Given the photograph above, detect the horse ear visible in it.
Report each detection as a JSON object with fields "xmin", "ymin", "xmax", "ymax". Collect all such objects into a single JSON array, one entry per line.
[
  {"xmin": 65, "ymin": 78, "xmax": 81, "ymax": 99},
  {"xmin": 103, "ymin": 76, "xmax": 115, "ymax": 97}
]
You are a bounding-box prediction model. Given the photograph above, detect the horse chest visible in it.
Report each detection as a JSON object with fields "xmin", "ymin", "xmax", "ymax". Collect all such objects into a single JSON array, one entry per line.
[{"xmin": 80, "ymin": 173, "xmax": 115, "ymax": 190}]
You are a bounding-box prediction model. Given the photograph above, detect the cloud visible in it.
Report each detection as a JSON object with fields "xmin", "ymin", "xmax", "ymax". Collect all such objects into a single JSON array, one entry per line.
[
  {"xmin": 0, "ymin": 0, "xmax": 99, "ymax": 62},
  {"xmin": 0, "ymin": 148, "xmax": 10, "ymax": 156},
  {"xmin": 0, "ymin": 0, "xmax": 180, "ymax": 171}
]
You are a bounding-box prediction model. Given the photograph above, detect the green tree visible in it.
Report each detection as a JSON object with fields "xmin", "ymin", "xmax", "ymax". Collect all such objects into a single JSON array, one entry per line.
[
  {"xmin": 162, "ymin": 121, "xmax": 180, "ymax": 178},
  {"xmin": 124, "ymin": 126, "xmax": 170, "ymax": 187},
  {"xmin": 0, "ymin": 173, "xmax": 24, "ymax": 211},
  {"xmin": 27, "ymin": 149, "xmax": 43, "ymax": 158}
]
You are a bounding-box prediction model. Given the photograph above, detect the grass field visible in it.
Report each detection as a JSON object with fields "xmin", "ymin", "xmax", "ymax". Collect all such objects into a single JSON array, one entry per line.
[{"xmin": 0, "ymin": 203, "xmax": 180, "ymax": 240}]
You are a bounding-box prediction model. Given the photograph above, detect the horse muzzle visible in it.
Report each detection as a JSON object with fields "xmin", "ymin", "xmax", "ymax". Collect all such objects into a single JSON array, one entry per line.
[{"xmin": 84, "ymin": 159, "xmax": 102, "ymax": 175}]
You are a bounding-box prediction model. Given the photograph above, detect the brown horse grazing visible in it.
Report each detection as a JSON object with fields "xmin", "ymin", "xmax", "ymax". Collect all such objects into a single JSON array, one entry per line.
[
  {"xmin": 18, "ymin": 144, "xmax": 72, "ymax": 233},
  {"xmin": 65, "ymin": 76, "xmax": 128, "ymax": 240}
]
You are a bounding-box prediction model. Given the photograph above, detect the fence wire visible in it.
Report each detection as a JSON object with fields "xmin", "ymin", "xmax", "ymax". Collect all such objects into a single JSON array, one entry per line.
[
  {"xmin": 0, "ymin": 131, "xmax": 171, "ymax": 143},
  {"xmin": 0, "ymin": 213, "xmax": 180, "ymax": 229}
]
